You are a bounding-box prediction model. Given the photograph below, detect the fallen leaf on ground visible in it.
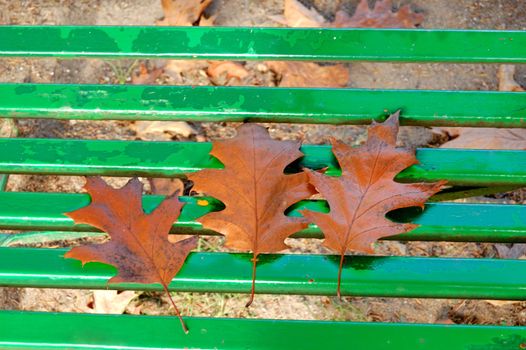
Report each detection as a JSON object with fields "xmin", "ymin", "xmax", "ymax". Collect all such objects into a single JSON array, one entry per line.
[
  {"xmin": 131, "ymin": 63, "xmax": 199, "ymax": 142},
  {"xmin": 0, "ymin": 118, "xmax": 16, "ymax": 138},
  {"xmin": 133, "ymin": 120, "xmax": 197, "ymax": 140},
  {"xmin": 149, "ymin": 178, "xmax": 186, "ymax": 196},
  {"xmin": 498, "ymin": 64, "xmax": 525, "ymax": 92},
  {"xmin": 494, "ymin": 243, "xmax": 526, "ymax": 259},
  {"xmin": 332, "ymin": 0, "xmax": 424, "ymax": 28},
  {"xmin": 199, "ymin": 14, "xmax": 217, "ymax": 26},
  {"xmin": 267, "ymin": 61, "xmax": 349, "ymax": 88},
  {"xmin": 88, "ymin": 290, "xmax": 137, "ymax": 314},
  {"xmin": 163, "ymin": 60, "xmax": 208, "ymax": 78},
  {"xmin": 155, "ymin": 0, "xmax": 215, "ymax": 84},
  {"xmin": 281, "ymin": 0, "xmax": 325, "ymax": 27},
  {"xmin": 64, "ymin": 177, "xmax": 198, "ymax": 333},
  {"xmin": 207, "ymin": 61, "xmax": 250, "ymax": 85},
  {"xmin": 436, "ymin": 128, "xmax": 526, "ymax": 150},
  {"xmin": 188, "ymin": 124, "xmax": 316, "ymax": 306},
  {"xmin": 301, "ymin": 112, "xmax": 445, "ymax": 297},
  {"xmin": 269, "ymin": 0, "xmax": 422, "ymax": 87},
  {"xmin": 281, "ymin": 0, "xmax": 423, "ymax": 28},
  {"xmin": 437, "ymin": 65, "xmax": 526, "ymax": 150},
  {"xmin": 157, "ymin": 0, "xmax": 213, "ymax": 26}
]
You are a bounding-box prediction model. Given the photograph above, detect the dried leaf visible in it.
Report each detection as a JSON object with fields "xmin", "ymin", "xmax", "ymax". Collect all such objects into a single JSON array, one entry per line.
[
  {"xmin": 498, "ymin": 64, "xmax": 525, "ymax": 92},
  {"xmin": 156, "ymin": 0, "xmax": 213, "ymax": 82},
  {"xmin": 207, "ymin": 61, "xmax": 250, "ymax": 84},
  {"xmin": 495, "ymin": 243, "xmax": 526, "ymax": 259},
  {"xmin": 268, "ymin": 61, "xmax": 349, "ymax": 88},
  {"xmin": 133, "ymin": 120, "xmax": 197, "ymax": 140},
  {"xmin": 199, "ymin": 14, "xmax": 217, "ymax": 26},
  {"xmin": 332, "ymin": 0, "xmax": 423, "ymax": 28},
  {"xmin": 64, "ymin": 177, "xmax": 197, "ymax": 333},
  {"xmin": 132, "ymin": 63, "xmax": 198, "ymax": 143},
  {"xmin": 149, "ymin": 178, "xmax": 186, "ymax": 196},
  {"xmin": 164, "ymin": 60, "xmax": 208, "ymax": 78},
  {"xmin": 281, "ymin": 0, "xmax": 423, "ymax": 29},
  {"xmin": 283, "ymin": 0, "xmax": 325, "ymax": 27},
  {"xmin": 272, "ymin": 0, "xmax": 421, "ymax": 87},
  {"xmin": 188, "ymin": 124, "xmax": 315, "ymax": 306},
  {"xmin": 89, "ymin": 290, "xmax": 137, "ymax": 314},
  {"xmin": 0, "ymin": 118, "xmax": 16, "ymax": 138},
  {"xmin": 437, "ymin": 128, "xmax": 526, "ymax": 150},
  {"xmin": 438, "ymin": 65, "xmax": 526, "ymax": 150},
  {"xmin": 302, "ymin": 113, "xmax": 445, "ymax": 297},
  {"xmin": 157, "ymin": 0, "xmax": 213, "ymax": 26}
]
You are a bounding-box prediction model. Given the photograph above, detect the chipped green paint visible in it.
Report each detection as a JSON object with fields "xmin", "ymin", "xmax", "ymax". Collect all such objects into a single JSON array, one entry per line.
[
  {"xmin": 0, "ymin": 231, "xmax": 103, "ymax": 247},
  {"xmin": 2, "ymin": 311, "xmax": 525, "ymax": 350},
  {"xmin": 1, "ymin": 26, "xmax": 526, "ymax": 62},
  {"xmin": 1, "ymin": 83, "xmax": 526, "ymax": 126},
  {"xmin": 430, "ymin": 185, "xmax": 523, "ymax": 201},
  {"xmin": 2, "ymin": 192, "xmax": 526, "ymax": 243},
  {"xmin": 1, "ymin": 138, "xmax": 526, "ymax": 186},
  {"xmin": 3, "ymin": 247, "xmax": 526, "ymax": 300}
]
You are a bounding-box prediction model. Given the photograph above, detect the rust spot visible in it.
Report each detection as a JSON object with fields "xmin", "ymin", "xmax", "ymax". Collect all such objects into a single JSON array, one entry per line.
[{"xmin": 519, "ymin": 343, "xmax": 526, "ymax": 349}]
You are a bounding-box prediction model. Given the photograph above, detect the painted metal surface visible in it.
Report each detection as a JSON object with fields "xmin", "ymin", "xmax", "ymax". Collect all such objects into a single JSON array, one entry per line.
[
  {"xmin": 0, "ymin": 175, "xmax": 7, "ymax": 191},
  {"xmin": 2, "ymin": 247, "xmax": 526, "ymax": 299},
  {"xmin": 0, "ymin": 118, "xmax": 17, "ymax": 191},
  {"xmin": 2, "ymin": 310, "xmax": 526, "ymax": 350},
  {"xmin": 1, "ymin": 138, "xmax": 526, "ymax": 186},
  {"xmin": 430, "ymin": 185, "xmax": 523, "ymax": 202},
  {"xmin": 0, "ymin": 231, "xmax": 103, "ymax": 247},
  {"xmin": 2, "ymin": 191, "xmax": 526, "ymax": 242},
  {"xmin": 1, "ymin": 26, "xmax": 526, "ymax": 62},
  {"xmin": 1, "ymin": 84, "xmax": 525, "ymax": 127}
]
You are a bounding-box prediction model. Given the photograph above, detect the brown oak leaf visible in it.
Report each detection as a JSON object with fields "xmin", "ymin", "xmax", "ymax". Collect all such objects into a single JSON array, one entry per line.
[
  {"xmin": 157, "ymin": 0, "xmax": 213, "ymax": 26},
  {"xmin": 437, "ymin": 65, "xmax": 526, "ymax": 150},
  {"xmin": 332, "ymin": 0, "xmax": 424, "ymax": 28},
  {"xmin": 270, "ymin": 0, "xmax": 422, "ymax": 87},
  {"xmin": 302, "ymin": 112, "xmax": 445, "ymax": 297},
  {"xmin": 64, "ymin": 177, "xmax": 197, "ymax": 333},
  {"xmin": 281, "ymin": 0, "xmax": 423, "ymax": 29},
  {"xmin": 188, "ymin": 124, "xmax": 315, "ymax": 306},
  {"xmin": 281, "ymin": 0, "xmax": 326, "ymax": 27},
  {"xmin": 267, "ymin": 61, "xmax": 349, "ymax": 88},
  {"xmin": 207, "ymin": 61, "xmax": 250, "ymax": 85}
]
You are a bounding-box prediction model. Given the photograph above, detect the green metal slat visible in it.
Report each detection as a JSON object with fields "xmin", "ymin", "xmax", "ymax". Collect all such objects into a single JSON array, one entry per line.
[
  {"xmin": 0, "ymin": 174, "xmax": 7, "ymax": 191},
  {"xmin": 429, "ymin": 185, "xmax": 524, "ymax": 202},
  {"xmin": 1, "ymin": 138, "xmax": 526, "ymax": 186},
  {"xmin": 2, "ymin": 192, "xmax": 526, "ymax": 243},
  {"xmin": 1, "ymin": 247, "xmax": 526, "ymax": 300},
  {"xmin": 1, "ymin": 84, "xmax": 526, "ymax": 127},
  {"xmin": 2, "ymin": 311, "xmax": 525, "ymax": 350},
  {"xmin": 1, "ymin": 26, "xmax": 526, "ymax": 62},
  {"xmin": 0, "ymin": 231, "xmax": 103, "ymax": 247}
]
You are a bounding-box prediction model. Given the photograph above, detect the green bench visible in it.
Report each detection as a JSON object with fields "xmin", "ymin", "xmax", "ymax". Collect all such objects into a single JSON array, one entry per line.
[{"xmin": 1, "ymin": 26, "xmax": 526, "ymax": 349}]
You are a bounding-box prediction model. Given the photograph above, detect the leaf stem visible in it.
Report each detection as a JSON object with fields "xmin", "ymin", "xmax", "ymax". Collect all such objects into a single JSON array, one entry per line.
[
  {"xmin": 245, "ymin": 254, "xmax": 258, "ymax": 307},
  {"xmin": 337, "ymin": 253, "xmax": 345, "ymax": 299},
  {"xmin": 162, "ymin": 283, "xmax": 189, "ymax": 334}
]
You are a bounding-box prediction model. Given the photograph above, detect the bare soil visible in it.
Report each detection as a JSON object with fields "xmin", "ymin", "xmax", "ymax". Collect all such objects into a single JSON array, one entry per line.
[{"xmin": 1, "ymin": 0, "xmax": 526, "ymax": 325}]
